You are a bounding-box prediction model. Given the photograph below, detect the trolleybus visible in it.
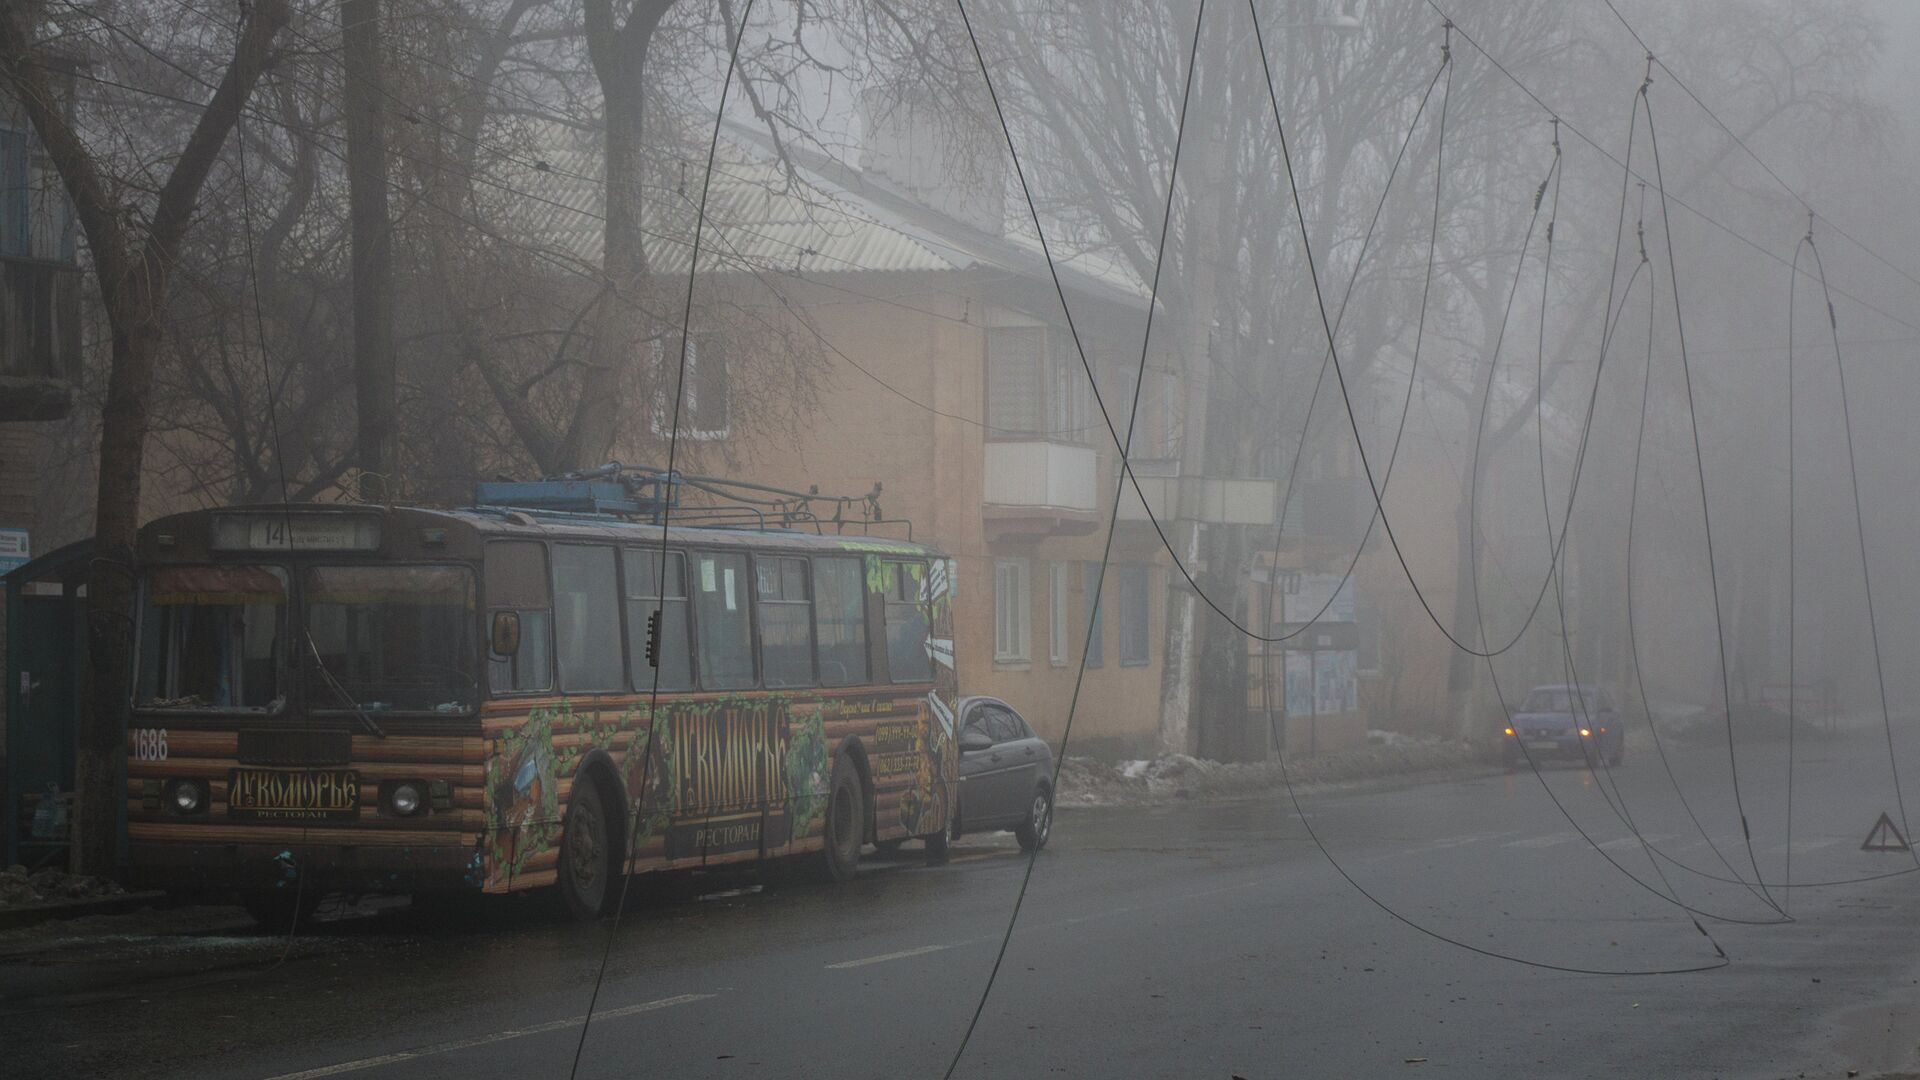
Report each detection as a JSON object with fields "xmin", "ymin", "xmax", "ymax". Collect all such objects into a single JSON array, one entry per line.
[{"xmin": 124, "ymin": 473, "xmax": 958, "ymax": 923}]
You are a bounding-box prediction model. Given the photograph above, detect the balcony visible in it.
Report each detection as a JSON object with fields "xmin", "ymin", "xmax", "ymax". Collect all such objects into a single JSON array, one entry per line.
[
  {"xmin": 982, "ymin": 440, "xmax": 1100, "ymax": 538},
  {"xmin": 1117, "ymin": 459, "xmax": 1278, "ymax": 528},
  {"xmin": 0, "ymin": 257, "xmax": 82, "ymax": 422}
]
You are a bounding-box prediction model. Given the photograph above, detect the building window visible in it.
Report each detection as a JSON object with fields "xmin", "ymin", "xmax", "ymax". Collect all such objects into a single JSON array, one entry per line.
[
  {"xmin": 993, "ymin": 557, "xmax": 1031, "ymax": 663},
  {"xmin": 813, "ymin": 556, "xmax": 869, "ymax": 687},
  {"xmin": 650, "ymin": 334, "xmax": 730, "ymax": 439},
  {"xmin": 1081, "ymin": 561, "xmax": 1104, "ymax": 669},
  {"xmin": 986, "ymin": 324, "xmax": 1092, "ymax": 442},
  {"xmin": 1048, "ymin": 562, "xmax": 1069, "ymax": 666},
  {"xmin": 756, "ymin": 555, "xmax": 814, "ymax": 688},
  {"xmin": 1047, "ymin": 327, "xmax": 1093, "ymax": 442},
  {"xmin": 1117, "ymin": 564, "xmax": 1151, "ymax": 666},
  {"xmin": 987, "ymin": 326, "xmax": 1044, "ymax": 435}
]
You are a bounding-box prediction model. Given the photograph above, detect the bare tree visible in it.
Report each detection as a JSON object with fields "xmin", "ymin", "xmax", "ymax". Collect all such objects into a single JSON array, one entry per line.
[{"xmin": 0, "ymin": 0, "xmax": 292, "ymax": 875}]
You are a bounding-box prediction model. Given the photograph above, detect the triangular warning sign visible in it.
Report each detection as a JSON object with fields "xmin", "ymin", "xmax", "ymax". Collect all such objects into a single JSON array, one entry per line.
[{"xmin": 1861, "ymin": 812, "xmax": 1910, "ymax": 853}]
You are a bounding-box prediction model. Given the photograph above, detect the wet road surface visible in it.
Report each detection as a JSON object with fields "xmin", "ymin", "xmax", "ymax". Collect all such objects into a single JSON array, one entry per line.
[{"xmin": 8, "ymin": 727, "xmax": 1920, "ymax": 1079}]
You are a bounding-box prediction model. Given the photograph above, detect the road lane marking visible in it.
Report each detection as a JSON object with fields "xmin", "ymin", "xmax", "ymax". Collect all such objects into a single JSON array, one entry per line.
[
  {"xmin": 1597, "ymin": 834, "xmax": 1679, "ymax": 851},
  {"xmin": 1505, "ymin": 832, "xmax": 1579, "ymax": 849},
  {"xmin": 826, "ymin": 944, "xmax": 952, "ymax": 969},
  {"xmin": 259, "ymin": 993, "xmax": 716, "ymax": 1079}
]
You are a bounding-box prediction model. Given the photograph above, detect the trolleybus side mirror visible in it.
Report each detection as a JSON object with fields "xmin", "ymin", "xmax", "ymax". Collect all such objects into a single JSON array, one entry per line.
[{"xmin": 491, "ymin": 611, "xmax": 521, "ymax": 656}]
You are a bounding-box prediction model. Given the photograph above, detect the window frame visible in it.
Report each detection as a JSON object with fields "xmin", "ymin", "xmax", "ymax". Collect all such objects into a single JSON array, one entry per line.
[
  {"xmin": 1047, "ymin": 562, "xmax": 1069, "ymax": 667},
  {"xmin": 132, "ymin": 563, "xmax": 291, "ymax": 713},
  {"xmin": 649, "ymin": 334, "xmax": 730, "ymax": 441},
  {"xmin": 811, "ymin": 554, "xmax": 871, "ymax": 688},
  {"xmin": 622, "ymin": 546, "xmax": 695, "ymax": 692},
  {"xmin": 485, "ymin": 540, "xmax": 555, "ymax": 696},
  {"xmin": 1117, "ymin": 564, "xmax": 1151, "ymax": 667},
  {"xmin": 753, "ymin": 553, "xmax": 817, "ymax": 689},
  {"xmin": 550, "ymin": 543, "xmax": 627, "ymax": 694},
  {"xmin": 993, "ymin": 557, "xmax": 1031, "ymax": 664},
  {"xmin": 1081, "ymin": 561, "xmax": 1104, "ymax": 669},
  {"xmin": 301, "ymin": 563, "xmax": 478, "ymax": 715},
  {"xmin": 690, "ymin": 548, "xmax": 758, "ymax": 690},
  {"xmin": 882, "ymin": 558, "xmax": 934, "ymax": 684}
]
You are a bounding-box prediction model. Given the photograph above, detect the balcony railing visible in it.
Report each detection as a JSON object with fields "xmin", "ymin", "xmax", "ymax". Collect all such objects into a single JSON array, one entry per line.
[{"xmin": 983, "ymin": 440, "xmax": 1098, "ymax": 512}]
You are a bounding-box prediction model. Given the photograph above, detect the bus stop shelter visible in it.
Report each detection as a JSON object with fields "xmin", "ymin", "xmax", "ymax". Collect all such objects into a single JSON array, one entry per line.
[{"xmin": 3, "ymin": 538, "xmax": 94, "ymax": 869}]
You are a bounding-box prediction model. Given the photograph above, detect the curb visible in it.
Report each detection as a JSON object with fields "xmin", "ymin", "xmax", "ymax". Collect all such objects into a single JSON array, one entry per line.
[
  {"xmin": 1057, "ymin": 759, "xmax": 1507, "ymax": 811},
  {"xmin": 0, "ymin": 890, "xmax": 169, "ymax": 931}
]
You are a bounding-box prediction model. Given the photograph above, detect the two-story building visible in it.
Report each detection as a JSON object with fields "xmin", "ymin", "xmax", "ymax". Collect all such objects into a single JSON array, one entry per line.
[{"xmin": 509, "ymin": 106, "xmax": 1195, "ymax": 757}]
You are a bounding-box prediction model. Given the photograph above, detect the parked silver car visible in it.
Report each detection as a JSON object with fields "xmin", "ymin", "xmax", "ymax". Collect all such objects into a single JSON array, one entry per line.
[{"xmin": 953, "ymin": 695, "xmax": 1054, "ymax": 851}]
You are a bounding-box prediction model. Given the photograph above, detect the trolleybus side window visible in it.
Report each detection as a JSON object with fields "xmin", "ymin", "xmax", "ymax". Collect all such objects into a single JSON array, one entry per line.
[
  {"xmin": 552, "ymin": 544, "xmax": 624, "ymax": 692},
  {"xmin": 486, "ymin": 541, "xmax": 552, "ymax": 693},
  {"xmin": 694, "ymin": 551, "xmax": 754, "ymax": 689},
  {"xmin": 756, "ymin": 555, "xmax": 814, "ymax": 688},
  {"xmin": 883, "ymin": 559, "xmax": 931, "ymax": 683},
  {"xmin": 136, "ymin": 565, "xmax": 288, "ymax": 709},
  {"xmin": 623, "ymin": 547, "xmax": 692, "ymax": 691},
  {"xmin": 304, "ymin": 565, "xmax": 476, "ymax": 713},
  {"xmin": 812, "ymin": 556, "xmax": 869, "ymax": 687}
]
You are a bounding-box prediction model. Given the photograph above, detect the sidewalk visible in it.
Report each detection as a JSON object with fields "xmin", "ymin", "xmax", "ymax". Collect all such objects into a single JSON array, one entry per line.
[
  {"xmin": 1055, "ymin": 735, "xmax": 1496, "ymax": 809},
  {"xmin": 0, "ymin": 864, "xmax": 166, "ymax": 930}
]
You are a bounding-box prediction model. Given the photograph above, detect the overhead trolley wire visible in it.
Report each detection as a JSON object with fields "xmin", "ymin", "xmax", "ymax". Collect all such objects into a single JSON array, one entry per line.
[
  {"xmin": 1596, "ymin": 0, "xmax": 1920, "ymax": 299},
  {"xmin": 1421, "ymin": 0, "xmax": 1920, "ymax": 340}
]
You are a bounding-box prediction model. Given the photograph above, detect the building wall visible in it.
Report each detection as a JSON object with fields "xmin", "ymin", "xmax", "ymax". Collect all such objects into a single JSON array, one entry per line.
[{"xmin": 661, "ymin": 274, "xmax": 1173, "ymax": 759}]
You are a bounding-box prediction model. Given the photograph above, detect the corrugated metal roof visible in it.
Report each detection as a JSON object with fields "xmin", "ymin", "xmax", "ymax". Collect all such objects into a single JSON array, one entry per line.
[
  {"xmin": 488, "ymin": 128, "xmax": 961, "ymax": 276},
  {"xmin": 485, "ymin": 121, "xmax": 1149, "ymax": 308}
]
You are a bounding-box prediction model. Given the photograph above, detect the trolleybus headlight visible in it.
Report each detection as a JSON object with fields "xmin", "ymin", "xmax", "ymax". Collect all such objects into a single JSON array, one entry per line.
[
  {"xmin": 169, "ymin": 779, "xmax": 207, "ymax": 815},
  {"xmin": 388, "ymin": 781, "xmax": 425, "ymax": 817}
]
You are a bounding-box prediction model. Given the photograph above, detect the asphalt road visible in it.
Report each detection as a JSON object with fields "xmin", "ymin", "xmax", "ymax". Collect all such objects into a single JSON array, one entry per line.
[{"xmin": 9, "ymin": 726, "xmax": 1920, "ymax": 1079}]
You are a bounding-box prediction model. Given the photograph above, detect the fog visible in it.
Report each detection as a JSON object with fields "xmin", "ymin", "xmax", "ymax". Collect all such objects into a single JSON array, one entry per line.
[{"xmin": 10, "ymin": 1, "xmax": 1920, "ymax": 1076}]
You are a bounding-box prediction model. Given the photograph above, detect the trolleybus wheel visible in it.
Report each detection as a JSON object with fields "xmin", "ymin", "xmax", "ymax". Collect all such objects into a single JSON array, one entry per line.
[
  {"xmin": 559, "ymin": 776, "xmax": 617, "ymax": 922},
  {"xmin": 818, "ymin": 755, "xmax": 864, "ymax": 883}
]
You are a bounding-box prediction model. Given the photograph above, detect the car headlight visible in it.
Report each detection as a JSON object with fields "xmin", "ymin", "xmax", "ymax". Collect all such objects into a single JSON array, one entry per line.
[
  {"xmin": 389, "ymin": 781, "xmax": 424, "ymax": 817},
  {"xmin": 1578, "ymin": 728, "xmax": 1591, "ymax": 738},
  {"xmin": 169, "ymin": 779, "xmax": 207, "ymax": 815}
]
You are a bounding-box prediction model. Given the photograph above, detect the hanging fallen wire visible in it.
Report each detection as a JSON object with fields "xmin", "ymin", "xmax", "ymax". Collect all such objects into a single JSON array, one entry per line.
[
  {"xmin": 1492, "ymin": 113, "xmax": 1784, "ymax": 915},
  {"xmin": 1468, "ymin": 144, "xmax": 1785, "ymax": 926},
  {"xmin": 1248, "ymin": 4, "xmax": 1731, "ymax": 973},
  {"xmin": 942, "ymin": 1, "xmax": 1208, "ymax": 1073},
  {"xmin": 568, "ymin": 3, "xmax": 758, "ymax": 1076},
  {"xmin": 1634, "ymin": 69, "xmax": 1784, "ymax": 913},
  {"xmin": 1795, "ymin": 228, "xmax": 1920, "ymax": 873}
]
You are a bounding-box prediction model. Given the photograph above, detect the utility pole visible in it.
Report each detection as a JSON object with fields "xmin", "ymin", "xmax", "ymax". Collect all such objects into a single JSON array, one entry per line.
[{"xmin": 341, "ymin": 0, "xmax": 396, "ymax": 502}]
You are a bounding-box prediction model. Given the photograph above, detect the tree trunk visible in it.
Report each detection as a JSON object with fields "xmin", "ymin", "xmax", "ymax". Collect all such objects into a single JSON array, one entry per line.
[
  {"xmin": 563, "ymin": 75, "xmax": 644, "ymax": 470},
  {"xmin": 74, "ymin": 316, "xmax": 161, "ymax": 877},
  {"xmin": 342, "ymin": 0, "xmax": 397, "ymax": 502}
]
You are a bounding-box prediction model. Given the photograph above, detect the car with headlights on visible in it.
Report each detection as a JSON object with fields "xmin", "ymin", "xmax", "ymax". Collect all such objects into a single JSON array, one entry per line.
[{"xmin": 1503, "ymin": 684, "xmax": 1624, "ymax": 770}]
